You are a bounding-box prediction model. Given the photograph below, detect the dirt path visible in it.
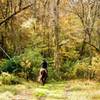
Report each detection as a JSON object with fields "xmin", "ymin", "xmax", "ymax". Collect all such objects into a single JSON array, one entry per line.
[
  {"xmin": 13, "ymin": 81, "xmax": 67, "ymax": 100},
  {"xmin": 0, "ymin": 80, "xmax": 100, "ymax": 100},
  {"xmin": 65, "ymin": 80, "xmax": 100, "ymax": 100}
]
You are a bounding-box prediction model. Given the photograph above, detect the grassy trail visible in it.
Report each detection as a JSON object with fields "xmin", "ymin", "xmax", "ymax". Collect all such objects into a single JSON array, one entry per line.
[{"xmin": 0, "ymin": 80, "xmax": 100, "ymax": 100}]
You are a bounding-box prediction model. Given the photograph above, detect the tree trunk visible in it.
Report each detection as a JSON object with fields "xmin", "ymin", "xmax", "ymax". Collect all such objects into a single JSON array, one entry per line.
[
  {"xmin": 51, "ymin": 0, "xmax": 61, "ymax": 69},
  {"xmin": 97, "ymin": 28, "xmax": 100, "ymax": 50},
  {"xmin": 88, "ymin": 33, "xmax": 92, "ymax": 65},
  {"xmin": 79, "ymin": 33, "xmax": 87, "ymax": 59},
  {"xmin": 0, "ymin": 34, "xmax": 7, "ymax": 58}
]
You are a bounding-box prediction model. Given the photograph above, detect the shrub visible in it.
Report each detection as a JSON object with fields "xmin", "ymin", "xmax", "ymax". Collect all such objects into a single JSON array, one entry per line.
[
  {"xmin": 0, "ymin": 72, "xmax": 21, "ymax": 85},
  {"xmin": 21, "ymin": 48, "xmax": 43, "ymax": 67},
  {"xmin": 48, "ymin": 60, "xmax": 77, "ymax": 81},
  {"xmin": 0, "ymin": 59, "xmax": 22, "ymax": 74},
  {"xmin": 59, "ymin": 60, "xmax": 77, "ymax": 80},
  {"xmin": 92, "ymin": 55, "xmax": 100, "ymax": 81},
  {"xmin": 17, "ymin": 48, "xmax": 43, "ymax": 80},
  {"xmin": 0, "ymin": 48, "xmax": 43, "ymax": 81},
  {"xmin": 49, "ymin": 56, "xmax": 100, "ymax": 81},
  {"xmin": 74, "ymin": 56, "xmax": 100, "ymax": 81},
  {"xmin": 48, "ymin": 67, "xmax": 60, "ymax": 81}
]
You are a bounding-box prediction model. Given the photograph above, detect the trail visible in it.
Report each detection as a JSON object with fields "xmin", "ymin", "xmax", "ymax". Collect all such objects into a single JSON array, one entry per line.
[{"xmin": 0, "ymin": 80, "xmax": 100, "ymax": 100}]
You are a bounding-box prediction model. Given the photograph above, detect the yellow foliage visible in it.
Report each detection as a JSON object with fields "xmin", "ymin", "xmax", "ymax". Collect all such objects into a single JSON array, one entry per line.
[
  {"xmin": 20, "ymin": 62, "xmax": 25, "ymax": 67},
  {"xmin": 25, "ymin": 60, "xmax": 29, "ymax": 64},
  {"xmin": 26, "ymin": 62, "xmax": 32, "ymax": 68},
  {"xmin": 20, "ymin": 58, "xmax": 32, "ymax": 68}
]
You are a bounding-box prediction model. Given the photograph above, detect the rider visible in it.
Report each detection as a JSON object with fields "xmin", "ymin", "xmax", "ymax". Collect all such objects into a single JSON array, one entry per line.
[{"xmin": 41, "ymin": 59, "xmax": 48, "ymax": 71}]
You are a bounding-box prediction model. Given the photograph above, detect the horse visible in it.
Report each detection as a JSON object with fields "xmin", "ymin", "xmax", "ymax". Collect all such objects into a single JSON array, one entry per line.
[{"xmin": 38, "ymin": 67, "xmax": 48, "ymax": 85}]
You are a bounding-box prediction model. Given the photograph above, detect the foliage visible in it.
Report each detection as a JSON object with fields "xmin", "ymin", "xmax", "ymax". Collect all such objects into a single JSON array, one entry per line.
[
  {"xmin": 74, "ymin": 55, "xmax": 100, "ymax": 81},
  {"xmin": 0, "ymin": 49, "xmax": 43, "ymax": 80},
  {"xmin": 48, "ymin": 60, "xmax": 77, "ymax": 80},
  {"xmin": 59, "ymin": 60, "xmax": 78, "ymax": 80},
  {"xmin": 19, "ymin": 48, "xmax": 43, "ymax": 67},
  {"xmin": 48, "ymin": 55, "xmax": 100, "ymax": 81},
  {"xmin": 0, "ymin": 72, "xmax": 21, "ymax": 85},
  {"xmin": 18, "ymin": 48, "xmax": 43, "ymax": 80},
  {"xmin": 0, "ymin": 59, "xmax": 21, "ymax": 74},
  {"xmin": 0, "ymin": 0, "xmax": 100, "ymax": 82}
]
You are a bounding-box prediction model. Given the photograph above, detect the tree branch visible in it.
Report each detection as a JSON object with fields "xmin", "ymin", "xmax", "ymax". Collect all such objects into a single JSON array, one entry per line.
[
  {"xmin": 84, "ymin": 41, "xmax": 100, "ymax": 52},
  {"xmin": 0, "ymin": 4, "xmax": 33, "ymax": 26}
]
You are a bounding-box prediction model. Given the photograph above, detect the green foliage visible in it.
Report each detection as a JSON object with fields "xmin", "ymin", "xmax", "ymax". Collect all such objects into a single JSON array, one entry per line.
[
  {"xmin": 18, "ymin": 48, "xmax": 43, "ymax": 80},
  {"xmin": 48, "ymin": 55, "xmax": 100, "ymax": 81},
  {"xmin": 48, "ymin": 67, "xmax": 60, "ymax": 81},
  {"xmin": 74, "ymin": 56, "xmax": 100, "ymax": 81},
  {"xmin": 0, "ymin": 72, "xmax": 21, "ymax": 85},
  {"xmin": 0, "ymin": 59, "xmax": 21, "ymax": 74},
  {"xmin": 19, "ymin": 48, "xmax": 43, "ymax": 68},
  {"xmin": 48, "ymin": 60, "xmax": 77, "ymax": 80},
  {"xmin": 36, "ymin": 92, "xmax": 46, "ymax": 99},
  {"xmin": 0, "ymin": 48, "xmax": 43, "ymax": 81},
  {"xmin": 0, "ymin": 0, "xmax": 99, "ymax": 83},
  {"xmin": 59, "ymin": 60, "xmax": 78, "ymax": 80}
]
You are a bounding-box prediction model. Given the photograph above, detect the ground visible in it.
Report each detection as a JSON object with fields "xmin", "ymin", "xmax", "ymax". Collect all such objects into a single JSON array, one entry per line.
[{"xmin": 0, "ymin": 80, "xmax": 100, "ymax": 100}]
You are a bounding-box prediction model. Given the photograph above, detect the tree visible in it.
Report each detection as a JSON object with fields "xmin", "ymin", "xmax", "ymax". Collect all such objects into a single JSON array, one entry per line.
[
  {"xmin": 51, "ymin": 0, "xmax": 61, "ymax": 68},
  {"xmin": 69, "ymin": 0, "xmax": 99, "ymax": 64},
  {"xmin": 0, "ymin": 0, "xmax": 33, "ymax": 57}
]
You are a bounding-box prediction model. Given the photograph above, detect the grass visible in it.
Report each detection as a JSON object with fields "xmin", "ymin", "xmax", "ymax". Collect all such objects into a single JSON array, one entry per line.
[{"xmin": 0, "ymin": 80, "xmax": 100, "ymax": 100}]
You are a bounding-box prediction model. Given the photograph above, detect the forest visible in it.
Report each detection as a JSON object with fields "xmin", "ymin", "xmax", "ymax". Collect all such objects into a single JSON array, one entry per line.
[{"xmin": 0, "ymin": 0, "xmax": 100, "ymax": 100}]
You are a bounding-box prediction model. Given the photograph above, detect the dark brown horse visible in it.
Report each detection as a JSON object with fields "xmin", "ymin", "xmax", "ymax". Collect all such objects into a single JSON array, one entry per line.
[
  {"xmin": 38, "ymin": 60, "xmax": 48, "ymax": 85},
  {"xmin": 38, "ymin": 68, "xmax": 48, "ymax": 85}
]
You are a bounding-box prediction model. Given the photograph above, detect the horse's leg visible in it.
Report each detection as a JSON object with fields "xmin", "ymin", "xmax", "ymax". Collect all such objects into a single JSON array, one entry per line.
[
  {"xmin": 42, "ymin": 74, "xmax": 47, "ymax": 85},
  {"xmin": 41, "ymin": 78, "xmax": 44, "ymax": 85}
]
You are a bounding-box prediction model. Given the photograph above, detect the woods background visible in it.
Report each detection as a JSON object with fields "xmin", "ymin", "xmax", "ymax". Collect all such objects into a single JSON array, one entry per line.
[{"xmin": 0, "ymin": 0, "xmax": 100, "ymax": 84}]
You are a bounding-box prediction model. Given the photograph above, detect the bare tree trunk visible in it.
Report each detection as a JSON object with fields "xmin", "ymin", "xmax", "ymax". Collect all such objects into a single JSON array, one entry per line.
[
  {"xmin": 69, "ymin": 0, "xmax": 99, "ymax": 65},
  {"xmin": 88, "ymin": 32, "xmax": 92, "ymax": 65},
  {"xmin": 97, "ymin": 26, "xmax": 100, "ymax": 50},
  {"xmin": 51, "ymin": 0, "xmax": 61, "ymax": 69},
  {"xmin": 79, "ymin": 33, "xmax": 87, "ymax": 59},
  {"xmin": 30, "ymin": 0, "xmax": 36, "ymax": 18}
]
